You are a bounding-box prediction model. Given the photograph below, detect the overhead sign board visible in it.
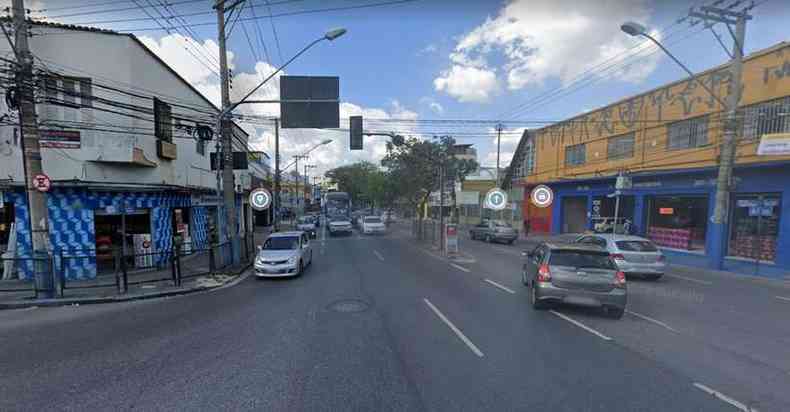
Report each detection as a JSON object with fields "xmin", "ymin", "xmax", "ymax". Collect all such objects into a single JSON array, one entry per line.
[
  {"xmin": 530, "ymin": 185, "xmax": 553, "ymax": 208},
  {"xmin": 250, "ymin": 188, "xmax": 272, "ymax": 211},
  {"xmin": 484, "ymin": 188, "xmax": 508, "ymax": 210},
  {"xmin": 280, "ymin": 76, "xmax": 340, "ymax": 129}
]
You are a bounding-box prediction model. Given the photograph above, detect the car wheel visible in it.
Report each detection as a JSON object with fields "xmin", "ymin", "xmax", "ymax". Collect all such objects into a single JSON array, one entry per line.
[
  {"xmin": 650, "ymin": 274, "xmax": 663, "ymax": 281},
  {"xmin": 607, "ymin": 307, "xmax": 624, "ymax": 319},
  {"xmin": 507, "ymin": 239, "xmax": 515, "ymax": 245},
  {"xmin": 485, "ymin": 234, "xmax": 492, "ymax": 243},
  {"xmin": 530, "ymin": 283, "xmax": 547, "ymax": 310},
  {"xmin": 297, "ymin": 260, "xmax": 304, "ymax": 276}
]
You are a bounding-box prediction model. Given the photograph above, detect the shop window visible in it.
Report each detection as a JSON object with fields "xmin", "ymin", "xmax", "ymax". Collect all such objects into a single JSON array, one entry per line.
[
  {"xmin": 645, "ymin": 195, "xmax": 708, "ymax": 251},
  {"xmin": 667, "ymin": 116, "xmax": 708, "ymax": 150},
  {"xmin": 728, "ymin": 194, "xmax": 781, "ymax": 262},
  {"xmin": 741, "ymin": 96, "xmax": 790, "ymax": 141},
  {"xmin": 565, "ymin": 143, "xmax": 586, "ymax": 167},
  {"xmin": 607, "ymin": 132, "xmax": 634, "ymax": 160},
  {"xmin": 0, "ymin": 202, "xmax": 15, "ymax": 248},
  {"xmin": 196, "ymin": 139, "xmax": 206, "ymax": 156}
]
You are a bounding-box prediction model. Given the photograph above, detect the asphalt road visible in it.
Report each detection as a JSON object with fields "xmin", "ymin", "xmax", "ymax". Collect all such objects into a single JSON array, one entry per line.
[{"xmin": 1, "ymin": 222, "xmax": 785, "ymax": 411}]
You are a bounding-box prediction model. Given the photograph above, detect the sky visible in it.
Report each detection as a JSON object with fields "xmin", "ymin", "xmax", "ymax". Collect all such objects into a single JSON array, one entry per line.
[{"xmin": 12, "ymin": 0, "xmax": 790, "ymax": 177}]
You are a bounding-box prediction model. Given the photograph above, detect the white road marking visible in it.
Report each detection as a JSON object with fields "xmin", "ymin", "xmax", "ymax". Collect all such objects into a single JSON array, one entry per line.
[
  {"xmin": 373, "ymin": 250, "xmax": 384, "ymax": 261},
  {"xmin": 483, "ymin": 279, "xmax": 516, "ymax": 294},
  {"xmin": 693, "ymin": 382, "xmax": 758, "ymax": 412},
  {"xmin": 776, "ymin": 296, "xmax": 790, "ymax": 302},
  {"xmin": 423, "ymin": 298, "xmax": 484, "ymax": 357},
  {"xmin": 450, "ymin": 263, "xmax": 471, "ymax": 273},
  {"xmin": 666, "ymin": 274, "xmax": 713, "ymax": 285},
  {"xmin": 549, "ymin": 310, "xmax": 613, "ymax": 341},
  {"xmin": 625, "ymin": 309, "xmax": 678, "ymax": 333}
]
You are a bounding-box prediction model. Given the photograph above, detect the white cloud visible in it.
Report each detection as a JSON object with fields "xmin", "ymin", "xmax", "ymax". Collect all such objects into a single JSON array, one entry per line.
[
  {"xmin": 436, "ymin": 0, "xmax": 661, "ymax": 100},
  {"xmin": 417, "ymin": 43, "xmax": 438, "ymax": 55},
  {"xmin": 139, "ymin": 34, "xmax": 233, "ymax": 87},
  {"xmin": 419, "ymin": 96, "xmax": 444, "ymax": 115},
  {"xmin": 434, "ymin": 65, "xmax": 498, "ymax": 103},
  {"xmin": 481, "ymin": 126, "xmax": 525, "ymax": 167}
]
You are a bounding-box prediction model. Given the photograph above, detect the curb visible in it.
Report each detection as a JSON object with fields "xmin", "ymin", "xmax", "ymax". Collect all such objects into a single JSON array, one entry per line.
[{"xmin": 0, "ymin": 269, "xmax": 253, "ymax": 310}]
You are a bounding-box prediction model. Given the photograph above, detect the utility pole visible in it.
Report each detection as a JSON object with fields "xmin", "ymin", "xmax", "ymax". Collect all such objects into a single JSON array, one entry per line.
[
  {"xmin": 273, "ymin": 118, "xmax": 280, "ymax": 231},
  {"xmin": 689, "ymin": 5, "xmax": 750, "ymax": 269},
  {"xmin": 495, "ymin": 123, "xmax": 502, "ymax": 187},
  {"xmin": 216, "ymin": 0, "xmax": 241, "ymax": 261},
  {"xmin": 13, "ymin": 0, "xmax": 52, "ymax": 296},
  {"xmin": 292, "ymin": 155, "xmax": 307, "ymax": 217}
]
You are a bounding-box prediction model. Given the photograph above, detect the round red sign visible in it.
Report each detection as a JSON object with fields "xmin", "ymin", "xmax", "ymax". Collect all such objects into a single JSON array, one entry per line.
[{"xmin": 33, "ymin": 174, "xmax": 51, "ymax": 192}]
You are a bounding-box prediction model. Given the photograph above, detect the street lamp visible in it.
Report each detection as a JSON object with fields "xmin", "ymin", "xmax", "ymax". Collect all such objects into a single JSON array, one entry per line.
[{"xmin": 620, "ymin": 22, "xmax": 726, "ymax": 107}]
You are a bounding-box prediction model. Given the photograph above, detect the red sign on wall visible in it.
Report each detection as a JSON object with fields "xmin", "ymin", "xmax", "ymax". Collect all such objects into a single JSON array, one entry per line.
[{"xmin": 659, "ymin": 207, "xmax": 674, "ymax": 215}]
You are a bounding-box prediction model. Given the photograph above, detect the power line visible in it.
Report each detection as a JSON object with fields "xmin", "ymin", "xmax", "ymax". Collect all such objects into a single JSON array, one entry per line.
[
  {"xmin": 248, "ymin": 0, "xmax": 272, "ymax": 64},
  {"xmin": 263, "ymin": 0, "xmax": 284, "ymax": 65},
  {"xmin": 41, "ymin": 0, "xmax": 305, "ymax": 19}
]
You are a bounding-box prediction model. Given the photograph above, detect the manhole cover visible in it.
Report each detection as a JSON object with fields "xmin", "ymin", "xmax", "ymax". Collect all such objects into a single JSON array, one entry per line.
[{"xmin": 328, "ymin": 299, "xmax": 369, "ymax": 313}]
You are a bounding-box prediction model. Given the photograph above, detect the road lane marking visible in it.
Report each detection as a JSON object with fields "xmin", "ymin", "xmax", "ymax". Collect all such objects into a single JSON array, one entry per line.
[
  {"xmin": 483, "ymin": 279, "xmax": 516, "ymax": 294},
  {"xmin": 666, "ymin": 274, "xmax": 713, "ymax": 285},
  {"xmin": 423, "ymin": 298, "xmax": 484, "ymax": 357},
  {"xmin": 549, "ymin": 310, "xmax": 612, "ymax": 341},
  {"xmin": 625, "ymin": 309, "xmax": 678, "ymax": 333},
  {"xmin": 373, "ymin": 250, "xmax": 384, "ymax": 261},
  {"xmin": 450, "ymin": 263, "xmax": 470, "ymax": 273},
  {"xmin": 693, "ymin": 383, "xmax": 757, "ymax": 412},
  {"xmin": 776, "ymin": 296, "xmax": 790, "ymax": 302}
]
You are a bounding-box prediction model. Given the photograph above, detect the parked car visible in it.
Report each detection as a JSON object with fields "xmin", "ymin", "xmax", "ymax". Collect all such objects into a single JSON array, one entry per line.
[
  {"xmin": 328, "ymin": 216, "xmax": 353, "ymax": 236},
  {"xmin": 574, "ymin": 234, "xmax": 665, "ymax": 280},
  {"xmin": 469, "ymin": 220, "xmax": 518, "ymax": 244},
  {"xmin": 361, "ymin": 216, "xmax": 386, "ymax": 235},
  {"xmin": 254, "ymin": 231, "xmax": 313, "ymax": 278},
  {"xmin": 381, "ymin": 211, "xmax": 396, "ymax": 224},
  {"xmin": 295, "ymin": 216, "xmax": 317, "ymax": 238},
  {"xmin": 522, "ymin": 242, "xmax": 626, "ymax": 318}
]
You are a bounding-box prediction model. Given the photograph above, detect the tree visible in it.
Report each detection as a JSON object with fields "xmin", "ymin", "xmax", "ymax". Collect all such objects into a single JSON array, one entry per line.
[{"xmin": 325, "ymin": 161, "xmax": 379, "ymax": 206}]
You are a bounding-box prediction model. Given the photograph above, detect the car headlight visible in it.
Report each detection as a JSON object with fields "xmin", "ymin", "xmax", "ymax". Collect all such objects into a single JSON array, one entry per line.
[{"xmin": 287, "ymin": 255, "xmax": 298, "ymax": 265}]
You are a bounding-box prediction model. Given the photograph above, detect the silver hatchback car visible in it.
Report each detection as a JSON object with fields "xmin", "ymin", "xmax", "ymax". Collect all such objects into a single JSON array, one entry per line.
[
  {"xmin": 254, "ymin": 232, "xmax": 313, "ymax": 278},
  {"xmin": 574, "ymin": 234, "xmax": 666, "ymax": 280},
  {"xmin": 522, "ymin": 243, "xmax": 627, "ymax": 318}
]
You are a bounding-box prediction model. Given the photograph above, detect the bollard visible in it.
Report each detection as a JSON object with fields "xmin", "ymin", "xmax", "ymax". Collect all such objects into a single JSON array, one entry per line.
[
  {"xmin": 58, "ymin": 250, "xmax": 65, "ymax": 297},
  {"xmin": 209, "ymin": 243, "xmax": 216, "ymax": 275},
  {"xmin": 120, "ymin": 249, "xmax": 129, "ymax": 294}
]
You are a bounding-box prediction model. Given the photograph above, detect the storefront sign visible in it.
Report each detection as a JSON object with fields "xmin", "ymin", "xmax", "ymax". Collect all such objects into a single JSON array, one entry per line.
[
  {"xmin": 757, "ymin": 132, "xmax": 790, "ymax": 155},
  {"xmin": 659, "ymin": 207, "xmax": 674, "ymax": 215},
  {"xmin": 40, "ymin": 129, "xmax": 81, "ymax": 149},
  {"xmin": 634, "ymin": 181, "xmax": 662, "ymax": 188},
  {"xmin": 191, "ymin": 193, "xmax": 221, "ymax": 206},
  {"xmin": 749, "ymin": 206, "xmax": 774, "ymax": 217},
  {"xmin": 576, "ymin": 185, "xmax": 590, "ymax": 192}
]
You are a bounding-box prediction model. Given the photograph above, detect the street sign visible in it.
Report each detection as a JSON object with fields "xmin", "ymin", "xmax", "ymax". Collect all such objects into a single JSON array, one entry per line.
[
  {"xmin": 530, "ymin": 185, "xmax": 553, "ymax": 208},
  {"xmin": 615, "ymin": 175, "xmax": 632, "ymax": 190},
  {"xmin": 33, "ymin": 174, "xmax": 51, "ymax": 192},
  {"xmin": 250, "ymin": 188, "xmax": 272, "ymax": 211},
  {"xmin": 280, "ymin": 76, "xmax": 340, "ymax": 129},
  {"xmin": 484, "ymin": 188, "xmax": 508, "ymax": 211},
  {"xmin": 445, "ymin": 224, "xmax": 458, "ymax": 254},
  {"xmin": 350, "ymin": 115, "xmax": 363, "ymax": 150}
]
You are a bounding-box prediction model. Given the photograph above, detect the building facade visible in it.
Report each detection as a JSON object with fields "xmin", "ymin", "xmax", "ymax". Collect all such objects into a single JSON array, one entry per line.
[
  {"xmin": 0, "ymin": 22, "xmax": 268, "ymax": 280},
  {"xmin": 506, "ymin": 41, "xmax": 790, "ymax": 277}
]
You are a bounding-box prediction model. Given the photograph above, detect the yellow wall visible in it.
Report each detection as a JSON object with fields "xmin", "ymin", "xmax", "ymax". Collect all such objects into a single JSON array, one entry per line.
[{"xmin": 520, "ymin": 42, "xmax": 790, "ymax": 185}]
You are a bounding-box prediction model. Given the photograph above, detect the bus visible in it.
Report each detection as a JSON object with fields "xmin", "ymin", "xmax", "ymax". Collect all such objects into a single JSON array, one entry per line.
[{"xmin": 323, "ymin": 191, "xmax": 351, "ymax": 221}]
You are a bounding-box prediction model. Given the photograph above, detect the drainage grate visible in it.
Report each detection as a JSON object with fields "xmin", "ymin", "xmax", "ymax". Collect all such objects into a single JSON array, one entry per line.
[{"xmin": 328, "ymin": 299, "xmax": 370, "ymax": 313}]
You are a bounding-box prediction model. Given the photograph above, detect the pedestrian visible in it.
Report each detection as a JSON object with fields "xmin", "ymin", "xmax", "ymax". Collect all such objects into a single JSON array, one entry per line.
[{"xmin": 523, "ymin": 218, "xmax": 530, "ymax": 238}]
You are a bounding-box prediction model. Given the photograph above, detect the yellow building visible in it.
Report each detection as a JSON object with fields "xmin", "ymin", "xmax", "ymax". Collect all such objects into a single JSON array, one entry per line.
[{"xmin": 506, "ymin": 41, "xmax": 790, "ymax": 277}]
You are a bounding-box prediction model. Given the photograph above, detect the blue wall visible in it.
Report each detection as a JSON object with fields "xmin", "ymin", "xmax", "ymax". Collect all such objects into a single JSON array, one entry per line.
[{"xmin": 545, "ymin": 163, "xmax": 790, "ymax": 278}]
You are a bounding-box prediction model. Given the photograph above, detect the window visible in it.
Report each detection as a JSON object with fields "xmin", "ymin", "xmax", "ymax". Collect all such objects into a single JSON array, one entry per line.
[
  {"xmin": 741, "ymin": 97, "xmax": 790, "ymax": 141},
  {"xmin": 42, "ymin": 75, "xmax": 92, "ymax": 120},
  {"xmin": 616, "ymin": 240, "xmax": 658, "ymax": 252},
  {"xmin": 516, "ymin": 139, "xmax": 535, "ymax": 177},
  {"xmin": 565, "ymin": 143, "xmax": 586, "ymax": 167},
  {"xmin": 645, "ymin": 195, "xmax": 709, "ymax": 251},
  {"xmin": 548, "ymin": 250, "xmax": 616, "ymax": 269},
  {"xmin": 728, "ymin": 194, "xmax": 781, "ymax": 262},
  {"xmin": 607, "ymin": 132, "xmax": 634, "ymax": 160},
  {"xmin": 154, "ymin": 98, "xmax": 173, "ymax": 142},
  {"xmin": 196, "ymin": 139, "xmax": 206, "ymax": 156},
  {"xmin": 667, "ymin": 116, "xmax": 708, "ymax": 150}
]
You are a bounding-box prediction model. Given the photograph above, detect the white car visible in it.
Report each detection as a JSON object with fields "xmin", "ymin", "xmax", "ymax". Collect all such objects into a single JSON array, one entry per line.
[
  {"xmin": 254, "ymin": 231, "xmax": 313, "ymax": 278},
  {"xmin": 328, "ymin": 217, "xmax": 353, "ymax": 236},
  {"xmin": 295, "ymin": 216, "xmax": 317, "ymax": 238},
  {"xmin": 361, "ymin": 216, "xmax": 386, "ymax": 235}
]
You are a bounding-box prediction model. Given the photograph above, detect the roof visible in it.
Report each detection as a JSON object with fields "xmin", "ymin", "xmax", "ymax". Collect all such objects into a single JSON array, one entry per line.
[
  {"xmin": 26, "ymin": 19, "xmax": 247, "ymax": 137},
  {"xmin": 269, "ymin": 231, "xmax": 303, "ymax": 237},
  {"xmin": 541, "ymin": 242, "xmax": 609, "ymax": 252},
  {"xmin": 585, "ymin": 234, "xmax": 651, "ymax": 242}
]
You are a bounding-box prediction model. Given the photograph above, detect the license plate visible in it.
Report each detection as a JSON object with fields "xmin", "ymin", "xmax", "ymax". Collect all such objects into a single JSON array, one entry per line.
[{"xmin": 564, "ymin": 296, "xmax": 599, "ymax": 306}]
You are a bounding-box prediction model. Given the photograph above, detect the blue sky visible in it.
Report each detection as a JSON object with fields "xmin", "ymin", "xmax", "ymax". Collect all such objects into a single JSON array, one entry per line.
[{"xmin": 21, "ymin": 0, "xmax": 790, "ymax": 172}]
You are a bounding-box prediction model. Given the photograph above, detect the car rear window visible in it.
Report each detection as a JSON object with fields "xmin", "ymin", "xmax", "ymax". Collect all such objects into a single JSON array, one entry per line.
[
  {"xmin": 616, "ymin": 240, "xmax": 658, "ymax": 252},
  {"xmin": 493, "ymin": 220, "xmax": 511, "ymax": 227},
  {"xmin": 549, "ymin": 250, "xmax": 616, "ymax": 269},
  {"xmin": 364, "ymin": 217, "xmax": 382, "ymax": 223}
]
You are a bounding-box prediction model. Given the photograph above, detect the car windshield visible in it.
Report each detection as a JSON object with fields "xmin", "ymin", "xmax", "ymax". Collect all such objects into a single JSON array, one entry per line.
[
  {"xmin": 298, "ymin": 217, "xmax": 312, "ymax": 224},
  {"xmin": 616, "ymin": 240, "xmax": 658, "ymax": 252},
  {"xmin": 262, "ymin": 237, "xmax": 299, "ymax": 250},
  {"xmin": 493, "ymin": 221, "xmax": 511, "ymax": 227},
  {"xmin": 364, "ymin": 217, "xmax": 382, "ymax": 223},
  {"xmin": 549, "ymin": 250, "xmax": 616, "ymax": 270}
]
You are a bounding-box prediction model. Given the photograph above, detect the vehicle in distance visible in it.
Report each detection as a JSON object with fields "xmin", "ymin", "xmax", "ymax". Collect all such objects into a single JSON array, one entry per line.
[
  {"xmin": 470, "ymin": 220, "xmax": 518, "ymax": 244},
  {"xmin": 296, "ymin": 216, "xmax": 317, "ymax": 238},
  {"xmin": 361, "ymin": 216, "xmax": 386, "ymax": 235},
  {"xmin": 255, "ymin": 231, "xmax": 313, "ymax": 278},
  {"xmin": 574, "ymin": 234, "xmax": 666, "ymax": 280},
  {"xmin": 328, "ymin": 216, "xmax": 353, "ymax": 236},
  {"xmin": 522, "ymin": 242, "xmax": 626, "ymax": 318},
  {"xmin": 324, "ymin": 191, "xmax": 351, "ymax": 220}
]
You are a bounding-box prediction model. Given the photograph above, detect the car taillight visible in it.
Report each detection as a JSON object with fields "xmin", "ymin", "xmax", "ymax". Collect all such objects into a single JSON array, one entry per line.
[
  {"xmin": 537, "ymin": 264, "xmax": 551, "ymax": 282},
  {"xmin": 611, "ymin": 253, "xmax": 625, "ymax": 261},
  {"xmin": 615, "ymin": 271, "xmax": 626, "ymax": 288}
]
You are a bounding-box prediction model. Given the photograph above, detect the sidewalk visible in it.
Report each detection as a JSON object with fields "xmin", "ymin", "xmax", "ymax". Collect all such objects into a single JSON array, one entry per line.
[{"xmin": 0, "ymin": 227, "xmax": 270, "ymax": 310}]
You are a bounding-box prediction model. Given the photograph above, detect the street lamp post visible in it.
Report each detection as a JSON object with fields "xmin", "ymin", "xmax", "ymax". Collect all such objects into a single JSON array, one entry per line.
[{"xmin": 621, "ymin": 18, "xmax": 746, "ymax": 269}]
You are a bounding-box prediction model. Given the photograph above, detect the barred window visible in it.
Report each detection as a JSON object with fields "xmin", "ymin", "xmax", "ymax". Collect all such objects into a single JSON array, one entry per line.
[
  {"xmin": 667, "ymin": 116, "xmax": 708, "ymax": 150},
  {"xmin": 565, "ymin": 143, "xmax": 586, "ymax": 167},
  {"xmin": 741, "ymin": 96, "xmax": 790, "ymax": 141},
  {"xmin": 607, "ymin": 132, "xmax": 634, "ymax": 160},
  {"xmin": 522, "ymin": 140, "xmax": 535, "ymax": 176},
  {"xmin": 154, "ymin": 98, "xmax": 173, "ymax": 142}
]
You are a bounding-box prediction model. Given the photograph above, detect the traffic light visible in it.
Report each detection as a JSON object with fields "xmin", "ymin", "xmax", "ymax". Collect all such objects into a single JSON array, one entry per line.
[{"xmin": 350, "ymin": 115, "xmax": 363, "ymax": 150}]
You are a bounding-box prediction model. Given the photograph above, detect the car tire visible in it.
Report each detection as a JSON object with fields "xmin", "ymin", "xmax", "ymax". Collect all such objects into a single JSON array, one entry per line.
[
  {"xmin": 485, "ymin": 234, "xmax": 492, "ymax": 243},
  {"xmin": 507, "ymin": 239, "xmax": 515, "ymax": 245},
  {"xmin": 607, "ymin": 307, "xmax": 624, "ymax": 319},
  {"xmin": 530, "ymin": 283, "xmax": 547, "ymax": 310},
  {"xmin": 297, "ymin": 260, "xmax": 304, "ymax": 277},
  {"xmin": 650, "ymin": 274, "xmax": 663, "ymax": 281}
]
